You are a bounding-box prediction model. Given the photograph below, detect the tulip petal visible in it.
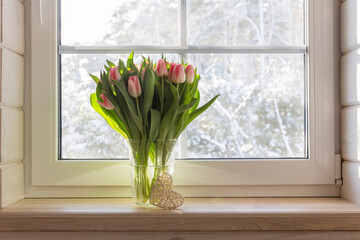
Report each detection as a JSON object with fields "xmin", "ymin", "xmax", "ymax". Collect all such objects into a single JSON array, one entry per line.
[{"xmin": 97, "ymin": 93, "xmax": 115, "ymax": 110}]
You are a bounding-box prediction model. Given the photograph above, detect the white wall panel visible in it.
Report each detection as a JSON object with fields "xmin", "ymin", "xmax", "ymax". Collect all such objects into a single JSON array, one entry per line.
[
  {"xmin": 0, "ymin": 0, "xmax": 25, "ymax": 208},
  {"xmin": 341, "ymin": 106, "xmax": 360, "ymax": 161},
  {"xmin": 2, "ymin": 0, "xmax": 25, "ymax": 54},
  {"xmin": 0, "ymin": 108, "xmax": 23, "ymax": 163},
  {"xmin": 0, "ymin": 162, "xmax": 24, "ymax": 208},
  {"xmin": 1, "ymin": 48, "xmax": 24, "ymax": 107},
  {"xmin": 341, "ymin": 161, "xmax": 360, "ymax": 204},
  {"xmin": 341, "ymin": 49, "xmax": 360, "ymax": 105},
  {"xmin": 341, "ymin": 0, "xmax": 360, "ymax": 54}
]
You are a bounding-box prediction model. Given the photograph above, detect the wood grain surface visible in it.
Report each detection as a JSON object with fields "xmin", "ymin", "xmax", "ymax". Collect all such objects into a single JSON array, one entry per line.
[
  {"xmin": 2, "ymin": 231, "xmax": 360, "ymax": 240},
  {"xmin": 1, "ymin": 198, "xmax": 360, "ymax": 232}
]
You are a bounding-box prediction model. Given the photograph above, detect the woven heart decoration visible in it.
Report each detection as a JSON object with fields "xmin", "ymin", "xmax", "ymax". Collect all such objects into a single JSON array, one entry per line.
[{"xmin": 149, "ymin": 172, "xmax": 184, "ymax": 210}]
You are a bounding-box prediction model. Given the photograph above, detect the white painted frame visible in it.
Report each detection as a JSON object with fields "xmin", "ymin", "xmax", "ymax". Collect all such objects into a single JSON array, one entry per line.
[{"xmin": 28, "ymin": 0, "xmax": 338, "ymax": 197}]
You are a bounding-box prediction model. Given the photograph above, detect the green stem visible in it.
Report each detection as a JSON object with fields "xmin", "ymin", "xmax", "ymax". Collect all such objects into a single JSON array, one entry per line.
[
  {"xmin": 161, "ymin": 77, "xmax": 164, "ymax": 112},
  {"xmin": 136, "ymin": 98, "xmax": 141, "ymax": 120},
  {"xmin": 134, "ymin": 166, "xmax": 151, "ymax": 203}
]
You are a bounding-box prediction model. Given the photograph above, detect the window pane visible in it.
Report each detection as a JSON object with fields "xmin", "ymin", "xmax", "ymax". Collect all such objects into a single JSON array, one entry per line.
[
  {"xmin": 61, "ymin": 54, "xmax": 179, "ymax": 159},
  {"xmin": 186, "ymin": 54, "xmax": 305, "ymax": 158},
  {"xmin": 61, "ymin": 0, "xmax": 179, "ymax": 46},
  {"xmin": 187, "ymin": 0, "xmax": 304, "ymax": 46}
]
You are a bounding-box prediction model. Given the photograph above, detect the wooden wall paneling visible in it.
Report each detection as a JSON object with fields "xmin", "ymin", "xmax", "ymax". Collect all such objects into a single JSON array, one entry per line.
[
  {"xmin": 0, "ymin": 108, "xmax": 23, "ymax": 163},
  {"xmin": 341, "ymin": 0, "xmax": 360, "ymax": 54},
  {"xmin": 2, "ymin": 0, "xmax": 24, "ymax": 54},
  {"xmin": 0, "ymin": 162, "xmax": 24, "ymax": 208},
  {"xmin": 1, "ymin": 47, "xmax": 24, "ymax": 107},
  {"xmin": 342, "ymin": 161, "xmax": 360, "ymax": 204},
  {"xmin": 341, "ymin": 106, "xmax": 360, "ymax": 161},
  {"xmin": 341, "ymin": 50, "xmax": 360, "ymax": 106}
]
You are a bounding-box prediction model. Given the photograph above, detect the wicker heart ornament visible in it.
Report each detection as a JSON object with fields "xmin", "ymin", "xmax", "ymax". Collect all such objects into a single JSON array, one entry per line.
[{"xmin": 149, "ymin": 172, "xmax": 184, "ymax": 210}]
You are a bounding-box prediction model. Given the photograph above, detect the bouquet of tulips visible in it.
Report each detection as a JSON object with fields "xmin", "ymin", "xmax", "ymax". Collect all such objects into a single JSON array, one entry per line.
[{"xmin": 89, "ymin": 51, "xmax": 219, "ymax": 203}]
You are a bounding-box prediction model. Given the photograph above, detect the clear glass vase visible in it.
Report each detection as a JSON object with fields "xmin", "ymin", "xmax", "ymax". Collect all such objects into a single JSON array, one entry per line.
[{"xmin": 128, "ymin": 139, "xmax": 177, "ymax": 206}]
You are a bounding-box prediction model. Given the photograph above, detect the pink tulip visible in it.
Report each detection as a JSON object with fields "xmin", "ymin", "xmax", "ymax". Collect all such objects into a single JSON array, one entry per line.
[
  {"xmin": 128, "ymin": 76, "xmax": 142, "ymax": 98},
  {"xmin": 109, "ymin": 66, "xmax": 121, "ymax": 83},
  {"xmin": 156, "ymin": 59, "xmax": 168, "ymax": 77},
  {"xmin": 97, "ymin": 93, "xmax": 114, "ymax": 110},
  {"xmin": 139, "ymin": 61, "xmax": 148, "ymax": 69},
  {"xmin": 168, "ymin": 62, "xmax": 177, "ymax": 83},
  {"xmin": 172, "ymin": 64, "xmax": 185, "ymax": 83},
  {"xmin": 141, "ymin": 67, "xmax": 147, "ymax": 80},
  {"xmin": 185, "ymin": 65, "xmax": 195, "ymax": 84}
]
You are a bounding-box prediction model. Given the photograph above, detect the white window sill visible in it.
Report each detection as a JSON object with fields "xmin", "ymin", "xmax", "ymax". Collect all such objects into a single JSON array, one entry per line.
[{"xmin": 0, "ymin": 198, "xmax": 360, "ymax": 232}]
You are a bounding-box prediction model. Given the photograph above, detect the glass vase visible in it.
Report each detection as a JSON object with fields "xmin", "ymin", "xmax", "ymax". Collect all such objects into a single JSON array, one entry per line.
[{"xmin": 128, "ymin": 139, "xmax": 177, "ymax": 206}]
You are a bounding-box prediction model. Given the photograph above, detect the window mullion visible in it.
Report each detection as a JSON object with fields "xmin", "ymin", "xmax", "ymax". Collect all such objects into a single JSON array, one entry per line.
[
  {"xmin": 58, "ymin": 45, "xmax": 306, "ymax": 55},
  {"xmin": 178, "ymin": 0, "xmax": 187, "ymax": 159},
  {"xmin": 179, "ymin": 0, "xmax": 187, "ymax": 55}
]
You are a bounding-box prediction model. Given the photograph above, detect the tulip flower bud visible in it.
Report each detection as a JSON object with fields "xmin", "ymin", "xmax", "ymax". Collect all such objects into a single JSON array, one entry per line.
[
  {"xmin": 156, "ymin": 59, "xmax": 168, "ymax": 77},
  {"xmin": 97, "ymin": 93, "xmax": 115, "ymax": 110},
  {"xmin": 128, "ymin": 76, "xmax": 142, "ymax": 98},
  {"xmin": 141, "ymin": 67, "xmax": 147, "ymax": 81},
  {"xmin": 109, "ymin": 66, "xmax": 121, "ymax": 83},
  {"xmin": 168, "ymin": 62, "xmax": 177, "ymax": 83},
  {"xmin": 173, "ymin": 64, "xmax": 185, "ymax": 84},
  {"xmin": 185, "ymin": 64, "xmax": 195, "ymax": 84}
]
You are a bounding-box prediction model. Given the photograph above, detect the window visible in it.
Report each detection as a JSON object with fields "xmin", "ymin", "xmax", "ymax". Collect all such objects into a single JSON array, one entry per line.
[
  {"xmin": 29, "ymin": 0, "xmax": 338, "ymax": 197},
  {"xmin": 60, "ymin": 0, "xmax": 306, "ymax": 160}
]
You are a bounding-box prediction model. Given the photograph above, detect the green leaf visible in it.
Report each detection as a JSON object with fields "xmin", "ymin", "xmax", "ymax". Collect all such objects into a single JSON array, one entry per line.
[
  {"xmin": 106, "ymin": 60, "xmax": 116, "ymax": 68},
  {"xmin": 102, "ymin": 91, "xmax": 121, "ymax": 118},
  {"xmin": 185, "ymin": 94, "xmax": 220, "ymax": 129},
  {"xmin": 118, "ymin": 59, "xmax": 126, "ymax": 71},
  {"xmin": 103, "ymin": 91, "xmax": 138, "ymax": 139},
  {"xmin": 130, "ymin": 63, "xmax": 138, "ymax": 74},
  {"xmin": 158, "ymin": 83, "xmax": 179, "ymax": 139},
  {"xmin": 163, "ymin": 79, "xmax": 177, "ymax": 114},
  {"xmin": 142, "ymin": 68, "xmax": 155, "ymax": 124},
  {"xmin": 113, "ymin": 81, "xmax": 144, "ymax": 135},
  {"xmin": 113, "ymin": 82, "xmax": 136, "ymax": 114},
  {"xmin": 179, "ymin": 81, "xmax": 188, "ymax": 104},
  {"xmin": 149, "ymin": 109, "xmax": 161, "ymax": 141},
  {"xmin": 116, "ymin": 97, "xmax": 140, "ymax": 139},
  {"xmin": 96, "ymin": 82, "xmax": 103, "ymax": 100},
  {"xmin": 176, "ymin": 98, "xmax": 197, "ymax": 114},
  {"xmin": 89, "ymin": 73, "xmax": 100, "ymax": 84},
  {"xmin": 190, "ymin": 90, "xmax": 200, "ymax": 113},
  {"xmin": 188, "ymin": 75, "xmax": 200, "ymax": 102},
  {"xmin": 104, "ymin": 65, "xmax": 110, "ymax": 73},
  {"xmin": 154, "ymin": 81, "xmax": 163, "ymax": 112},
  {"xmin": 127, "ymin": 51, "xmax": 134, "ymax": 68},
  {"xmin": 100, "ymin": 71, "xmax": 112, "ymax": 93},
  {"xmin": 166, "ymin": 113, "xmax": 182, "ymax": 139},
  {"xmin": 175, "ymin": 113, "xmax": 189, "ymax": 139},
  {"xmin": 122, "ymin": 111, "xmax": 140, "ymax": 139},
  {"xmin": 123, "ymin": 67, "xmax": 131, "ymax": 78},
  {"xmin": 90, "ymin": 93, "xmax": 129, "ymax": 139}
]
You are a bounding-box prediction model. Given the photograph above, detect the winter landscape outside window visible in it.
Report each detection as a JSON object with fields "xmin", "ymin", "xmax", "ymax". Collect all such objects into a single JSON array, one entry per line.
[{"xmin": 59, "ymin": 0, "xmax": 306, "ymax": 160}]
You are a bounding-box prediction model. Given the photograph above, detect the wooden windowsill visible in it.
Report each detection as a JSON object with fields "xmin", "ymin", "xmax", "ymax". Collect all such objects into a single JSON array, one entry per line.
[{"xmin": 1, "ymin": 198, "xmax": 360, "ymax": 232}]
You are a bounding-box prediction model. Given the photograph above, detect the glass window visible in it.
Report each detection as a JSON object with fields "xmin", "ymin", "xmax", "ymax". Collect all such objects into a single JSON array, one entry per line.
[{"xmin": 59, "ymin": 0, "xmax": 306, "ymax": 160}]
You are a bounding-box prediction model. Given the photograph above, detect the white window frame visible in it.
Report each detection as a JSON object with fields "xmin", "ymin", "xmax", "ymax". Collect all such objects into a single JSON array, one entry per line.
[{"xmin": 28, "ymin": 0, "xmax": 339, "ymax": 197}]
